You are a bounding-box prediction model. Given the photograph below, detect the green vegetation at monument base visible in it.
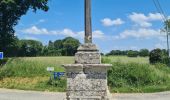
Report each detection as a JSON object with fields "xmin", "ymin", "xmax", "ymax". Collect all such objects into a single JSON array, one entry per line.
[{"xmin": 0, "ymin": 56, "xmax": 170, "ymax": 93}]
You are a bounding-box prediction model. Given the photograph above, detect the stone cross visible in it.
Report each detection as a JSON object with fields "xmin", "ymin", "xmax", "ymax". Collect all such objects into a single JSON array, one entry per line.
[
  {"xmin": 85, "ymin": 0, "xmax": 92, "ymax": 43},
  {"xmin": 63, "ymin": 0, "xmax": 112, "ymax": 99}
]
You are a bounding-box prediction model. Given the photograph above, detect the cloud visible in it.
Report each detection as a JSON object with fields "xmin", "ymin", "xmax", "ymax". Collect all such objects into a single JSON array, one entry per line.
[
  {"xmin": 115, "ymin": 28, "xmax": 161, "ymax": 39},
  {"xmin": 24, "ymin": 36, "xmax": 39, "ymax": 40},
  {"xmin": 101, "ymin": 18, "xmax": 125, "ymax": 26},
  {"xmin": 129, "ymin": 12, "xmax": 163, "ymax": 27},
  {"xmin": 21, "ymin": 26, "xmax": 106, "ymax": 39},
  {"xmin": 22, "ymin": 26, "xmax": 49, "ymax": 35}
]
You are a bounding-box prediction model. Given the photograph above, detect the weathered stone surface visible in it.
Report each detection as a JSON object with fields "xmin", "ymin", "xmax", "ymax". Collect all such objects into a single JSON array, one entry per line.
[
  {"xmin": 75, "ymin": 43, "xmax": 101, "ymax": 64},
  {"xmin": 75, "ymin": 52, "xmax": 101, "ymax": 64},
  {"xmin": 63, "ymin": 64, "xmax": 112, "ymax": 100},
  {"xmin": 77, "ymin": 44, "xmax": 98, "ymax": 51}
]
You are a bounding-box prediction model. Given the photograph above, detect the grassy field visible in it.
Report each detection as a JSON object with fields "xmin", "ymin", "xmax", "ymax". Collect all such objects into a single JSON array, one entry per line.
[
  {"xmin": 0, "ymin": 56, "xmax": 170, "ymax": 93},
  {"xmin": 103, "ymin": 56, "xmax": 149, "ymax": 64}
]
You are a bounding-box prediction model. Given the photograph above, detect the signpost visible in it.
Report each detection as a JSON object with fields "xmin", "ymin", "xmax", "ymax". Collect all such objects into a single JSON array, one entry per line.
[
  {"xmin": 54, "ymin": 72, "xmax": 65, "ymax": 80},
  {"xmin": 47, "ymin": 67, "xmax": 54, "ymax": 81},
  {"xmin": 0, "ymin": 52, "xmax": 3, "ymax": 60},
  {"xmin": 46, "ymin": 67, "xmax": 65, "ymax": 80},
  {"xmin": 47, "ymin": 67, "xmax": 54, "ymax": 72}
]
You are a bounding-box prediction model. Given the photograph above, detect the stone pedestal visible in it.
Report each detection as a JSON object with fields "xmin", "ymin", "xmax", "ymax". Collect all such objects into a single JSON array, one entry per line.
[{"xmin": 63, "ymin": 44, "xmax": 112, "ymax": 100}]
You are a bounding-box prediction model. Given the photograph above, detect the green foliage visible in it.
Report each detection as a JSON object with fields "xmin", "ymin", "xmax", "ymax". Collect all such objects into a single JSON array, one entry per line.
[
  {"xmin": 107, "ymin": 61, "xmax": 170, "ymax": 93},
  {"xmin": 127, "ymin": 50, "xmax": 138, "ymax": 57},
  {"xmin": 42, "ymin": 37, "xmax": 80, "ymax": 56},
  {"xmin": 48, "ymin": 78, "xmax": 66, "ymax": 90},
  {"xmin": 101, "ymin": 57, "xmax": 111, "ymax": 63},
  {"xmin": 0, "ymin": 0, "xmax": 49, "ymax": 57},
  {"xmin": 139, "ymin": 49, "xmax": 149, "ymax": 57},
  {"xmin": 0, "ymin": 58, "xmax": 8, "ymax": 66},
  {"xmin": 106, "ymin": 50, "xmax": 128, "ymax": 56},
  {"xmin": 1, "ymin": 57, "xmax": 170, "ymax": 93},
  {"xmin": 161, "ymin": 56, "xmax": 170, "ymax": 66},
  {"xmin": 18, "ymin": 40, "xmax": 43, "ymax": 57},
  {"xmin": 0, "ymin": 57, "xmax": 65, "ymax": 79},
  {"xmin": 108, "ymin": 62, "xmax": 167, "ymax": 87},
  {"xmin": 62, "ymin": 37, "xmax": 80, "ymax": 56},
  {"xmin": 149, "ymin": 49, "xmax": 162, "ymax": 64}
]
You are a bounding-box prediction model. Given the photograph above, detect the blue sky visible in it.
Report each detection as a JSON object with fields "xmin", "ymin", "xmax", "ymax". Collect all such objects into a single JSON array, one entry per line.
[{"xmin": 15, "ymin": 0, "xmax": 170, "ymax": 53}]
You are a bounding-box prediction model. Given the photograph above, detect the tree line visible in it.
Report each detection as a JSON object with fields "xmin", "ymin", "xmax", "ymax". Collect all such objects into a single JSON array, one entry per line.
[
  {"xmin": 4, "ymin": 37, "xmax": 80, "ymax": 57},
  {"xmin": 106, "ymin": 49, "xmax": 168, "ymax": 57}
]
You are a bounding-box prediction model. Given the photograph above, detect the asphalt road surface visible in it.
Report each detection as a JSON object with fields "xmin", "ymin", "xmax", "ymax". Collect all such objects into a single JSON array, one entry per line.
[{"xmin": 0, "ymin": 89, "xmax": 170, "ymax": 100}]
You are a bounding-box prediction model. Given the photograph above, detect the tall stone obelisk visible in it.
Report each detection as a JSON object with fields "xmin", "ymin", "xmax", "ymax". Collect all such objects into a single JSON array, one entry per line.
[{"xmin": 63, "ymin": 0, "xmax": 112, "ymax": 99}]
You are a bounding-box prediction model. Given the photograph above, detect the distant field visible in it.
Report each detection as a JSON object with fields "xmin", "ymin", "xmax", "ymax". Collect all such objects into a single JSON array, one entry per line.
[{"xmin": 104, "ymin": 56, "xmax": 149, "ymax": 64}]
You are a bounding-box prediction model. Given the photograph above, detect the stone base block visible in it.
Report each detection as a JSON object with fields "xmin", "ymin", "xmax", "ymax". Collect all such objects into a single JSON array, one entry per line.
[
  {"xmin": 63, "ymin": 64, "xmax": 112, "ymax": 100},
  {"xmin": 75, "ymin": 43, "xmax": 101, "ymax": 64}
]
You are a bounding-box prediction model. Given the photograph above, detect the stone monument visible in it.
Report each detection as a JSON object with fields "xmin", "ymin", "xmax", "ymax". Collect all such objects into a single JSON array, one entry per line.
[{"xmin": 63, "ymin": 0, "xmax": 112, "ymax": 99}]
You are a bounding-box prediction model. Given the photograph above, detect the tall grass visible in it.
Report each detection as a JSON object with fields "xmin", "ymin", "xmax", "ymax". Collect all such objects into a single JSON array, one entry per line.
[
  {"xmin": 0, "ymin": 57, "xmax": 74, "ymax": 78},
  {"xmin": 107, "ymin": 60, "xmax": 170, "ymax": 93},
  {"xmin": 103, "ymin": 56, "xmax": 149, "ymax": 64}
]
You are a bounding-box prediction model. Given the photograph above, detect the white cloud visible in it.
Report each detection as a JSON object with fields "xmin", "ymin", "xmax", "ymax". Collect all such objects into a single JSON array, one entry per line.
[
  {"xmin": 21, "ymin": 26, "xmax": 106, "ymax": 39},
  {"xmin": 22, "ymin": 26, "xmax": 49, "ymax": 35},
  {"xmin": 24, "ymin": 36, "xmax": 39, "ymax": 40},
  {"xmin": 116, "ymin": 28, "xmax": 161, "ymax": 39},
  {"xmin": 129, "ymin": 12, "xmax": 163, "ymax": 27},
  {"xmin": 101, "ymin": 18, "xmax": 125, "ymax": 26}
]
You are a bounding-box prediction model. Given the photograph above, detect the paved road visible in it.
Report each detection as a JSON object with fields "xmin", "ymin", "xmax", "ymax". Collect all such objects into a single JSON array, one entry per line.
[{"xmin": 0, "ymin": 89, "xmax": 170, "ymax": 100}]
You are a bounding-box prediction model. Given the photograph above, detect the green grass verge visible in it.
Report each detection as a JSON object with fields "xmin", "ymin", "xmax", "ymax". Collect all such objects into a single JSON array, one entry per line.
[{"xmin": 0, "ymin": 56, "xmax": 170, "ymax": 93}]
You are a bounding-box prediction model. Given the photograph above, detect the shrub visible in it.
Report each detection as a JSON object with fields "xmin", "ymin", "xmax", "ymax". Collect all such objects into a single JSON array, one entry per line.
[
  {"xmin": 127, "ymin": 50, "xmax": 138, "ymax": 57},
  {"xmin": 149, "ymin": 49, "xmax": 162, "ymax": 64},
  {"xmin": 48, "ymin": 78, "xmax": 66, "ymax": 89},
  {"xmin": 0, "ymin": 58, "xmax": 8, "ymax": 66}
]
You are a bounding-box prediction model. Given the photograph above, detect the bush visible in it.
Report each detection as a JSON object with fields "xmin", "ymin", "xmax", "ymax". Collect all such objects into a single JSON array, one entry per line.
[
  {"xmin": 48, "ymin": 78, "xmax": 66, "ymax": 89},
  {"xmin": 149, "ymin": 49, "xmax": 162, "ymax": 64},
  {"xmin": 0, "ymin": 58, "xmax": 8, "ymax": 66},
  {"xmin": 127, "ymin": 50, "xmax": 138, "ymax": 57}
]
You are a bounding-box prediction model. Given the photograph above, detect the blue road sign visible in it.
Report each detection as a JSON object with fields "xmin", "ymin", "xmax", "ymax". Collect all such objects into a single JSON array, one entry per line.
[
  {"xmin": 0, "ymin": 52, "xmax": 3, "ymax": 59},
  {"xmin": 54, "ymin": 72, "xmax": 65, "ymax": 79}
]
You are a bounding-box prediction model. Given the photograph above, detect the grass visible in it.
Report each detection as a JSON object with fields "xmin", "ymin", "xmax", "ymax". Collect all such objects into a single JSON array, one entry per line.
[
  {"xmin": 0, "ymin": 77, "xmax": 66, "ymax": 92},
  {"xmin": 0, "ymin": 57, "xmax": 71, "ymax": 92},
  {"xmin": 0, "ymin": 56, "xmax": 170, "ymax": 93},
  {"xmin": 108, "ymin": 61, "xmax": 170, "ymax": 93},
  {"xmin": 103, "ymin": 56, "xmax": 149, "ymax": 64}
]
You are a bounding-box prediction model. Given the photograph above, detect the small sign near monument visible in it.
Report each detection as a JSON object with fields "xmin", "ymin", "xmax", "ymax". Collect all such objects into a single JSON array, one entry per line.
[
  {"xmin": 0, "ymin": 52, "xmax": 3, "ymax": 60},
  {"xmin": 46, "ymin": 67, "xmax": 54, "ymax": 72}
]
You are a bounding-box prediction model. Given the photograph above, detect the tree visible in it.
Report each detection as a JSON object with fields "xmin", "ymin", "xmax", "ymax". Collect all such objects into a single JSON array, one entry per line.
[
  {"xmin": 62, "ymin": 37, "xmax": 80, "ymax": 56},
  {"xmin": 54, "ymin": 40, "xmax": 63, "ymax": 50},
  {"xmin": 127, "ymin": 50, "xmax": 139, "ymax": 57},
  {"xmin": 0, "ymin": 0, "xmax": 49, "ymax": 57},
  {"xmin": 139, "ymin": 49, "xmax": 149, "ymax": 57},
  {"xmin": 18, "ymin": 40, "xmax": 43, "ymax": 57},
  {"xmin": 149, "ymin": 48, "xmax": 162, "ymax": 64}
]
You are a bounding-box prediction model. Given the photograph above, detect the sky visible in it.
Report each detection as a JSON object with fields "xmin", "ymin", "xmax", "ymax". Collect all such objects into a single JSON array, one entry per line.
[{"xmin": 15, "ymin": 0, "xmax": 170, "ymax": 53}]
